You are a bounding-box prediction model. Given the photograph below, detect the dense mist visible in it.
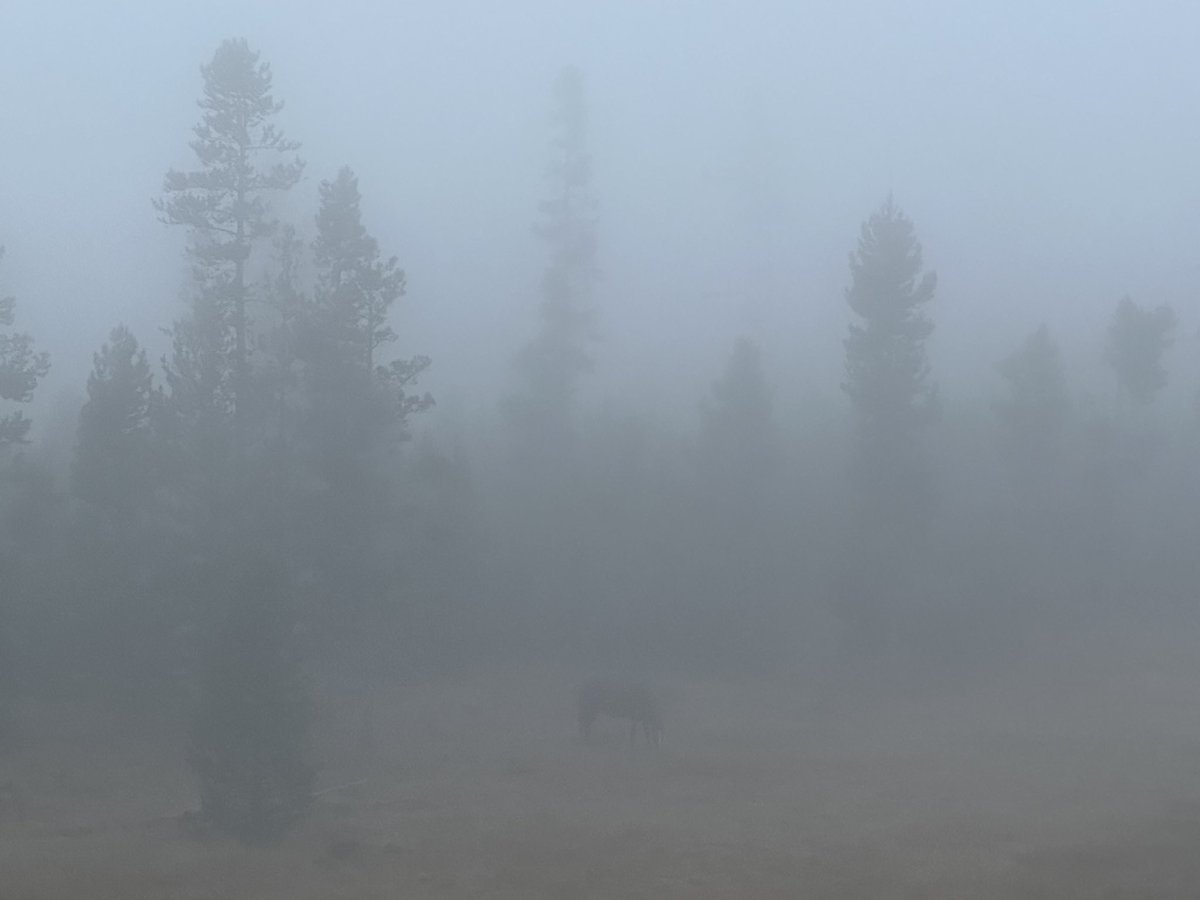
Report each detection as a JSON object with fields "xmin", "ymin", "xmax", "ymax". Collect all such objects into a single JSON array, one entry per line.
[{"xmin": 3, "ymin": 3, "xmax": 1200, "ymax": 896}]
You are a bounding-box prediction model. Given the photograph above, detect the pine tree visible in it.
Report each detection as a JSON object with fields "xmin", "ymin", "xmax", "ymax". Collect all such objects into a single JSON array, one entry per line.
[
  {"xmin": 1104, "ymin": 295, "xmax": 1176, "ymax": 406},
  {"xmin": 291, "ymin": 167, "xmax": 431, "ymax": 623},
  {"xmin": 837, "ymin": 198, "xmax": 939, "ymax": 648},
  {"xmin": 153, "ymin": 40, "xmax": 313, "ymax": 842},
  {"xmin": 72, "ymin": 325, "xmax": 156, "ymax": 515},
  {"xmin": 0, "ymin": 247, "xmax": 50, "ymax": 449},
  {"xmin": 70, "ymin": 327, "xmax": 185, "ymax": 686},
  {"xmin": 156, "ymin": 38, "xmax": 303, "ymax": 433},
  {"xmin": 841, "ymin": 196, "xmax": 938, "ymax": 519},
  {"xmin": 843, "ymin": 196, "xmax": 937, "ymax": 433},
  {"xmin": 304, "ymin": 166, "xmax": 431, "ymax": 464},
  {"xmin": 312, "ymin": 167, "xmax": 411, "ymax": 376},
  {"xmin": 506, "ymin": 66, "xmax": 598, "ymax": 453}
]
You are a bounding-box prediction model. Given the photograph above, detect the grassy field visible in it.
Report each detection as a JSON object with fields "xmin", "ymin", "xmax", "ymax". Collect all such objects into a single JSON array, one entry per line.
[{"xmin": 4, "ymin": 646, "xmax": 1200, "ymax": 898}]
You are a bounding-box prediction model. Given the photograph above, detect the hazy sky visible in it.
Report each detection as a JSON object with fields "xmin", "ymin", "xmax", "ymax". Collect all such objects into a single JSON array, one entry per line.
[{"xmin": 3, "ymin": 1, "xmax": 1199, "ymax": 436}]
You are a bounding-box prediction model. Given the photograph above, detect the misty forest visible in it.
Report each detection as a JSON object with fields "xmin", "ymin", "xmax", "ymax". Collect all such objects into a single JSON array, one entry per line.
[{"xmin": 4, "ymin": 5, "xmax": 1200, "ymax": 897}]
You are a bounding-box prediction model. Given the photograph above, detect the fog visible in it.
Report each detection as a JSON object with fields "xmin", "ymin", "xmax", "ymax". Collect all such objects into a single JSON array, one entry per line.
[
  {"xmin": 9, "ymin": 2, "xmax": 1200, "ymax": 418},
  {"xmin": 3, "ymin": 2, "xmax": 1200, "ymax": 896}
]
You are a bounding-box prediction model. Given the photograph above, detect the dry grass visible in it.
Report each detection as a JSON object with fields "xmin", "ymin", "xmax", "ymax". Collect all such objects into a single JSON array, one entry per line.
[{"xmin": 4, "ymin": 654, "xmax": 1200, "ymax": 898}]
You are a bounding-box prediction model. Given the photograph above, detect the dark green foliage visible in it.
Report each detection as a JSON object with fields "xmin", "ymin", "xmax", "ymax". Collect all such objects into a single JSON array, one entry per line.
[
  {"xmin": 1104, "ymin": 295, "xmax": 1176, "ymax": 405},
  {"xmin": 0, "ymin": 248, "xmax": 50, "ymax": 449},
  {"xmin": 189, "ymin": 554, "xmax": 313, "ymax": 843}
]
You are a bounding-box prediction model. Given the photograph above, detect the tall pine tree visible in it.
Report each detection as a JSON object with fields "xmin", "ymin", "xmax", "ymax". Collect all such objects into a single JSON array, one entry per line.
[
  {"xmin": 312, "ymin": 167, "xmax": 410, "ymax": 376},
  {"xmin": 837, "ymin": 197, "xmax": 939, "ymax": 652},
  {"xmin": 505, "ymin": 66, "xmax": 598, "ymax": 457},
  {"xmin": 842, "ymin": 196, "xmax": 938, "ymax": 521},
  {"xmin": 155, "ymin": 39, "xmax": 313, "ymax": 843},
  {"xmin": 292, "ymin": 166, "xmax": 431, "ymax": 632},
  {"xmin": 303, "ymin": 166, "xmax": 431, "ymax": 472},
  {"xmin": 156, "ymin": 37, "xmax": 303, "ymax": 439}
]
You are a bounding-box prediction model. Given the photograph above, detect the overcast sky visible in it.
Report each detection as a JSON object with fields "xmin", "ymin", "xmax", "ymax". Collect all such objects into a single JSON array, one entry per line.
[{"xmin": 3, "ymin": 1, "xmax": 1199, "ymax": 435}]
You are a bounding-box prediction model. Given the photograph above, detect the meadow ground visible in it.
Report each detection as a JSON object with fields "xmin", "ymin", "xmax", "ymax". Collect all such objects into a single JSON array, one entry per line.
[{"xmin": 4, "ymin": 636, "xmax": 1200, "ymax": 898}]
